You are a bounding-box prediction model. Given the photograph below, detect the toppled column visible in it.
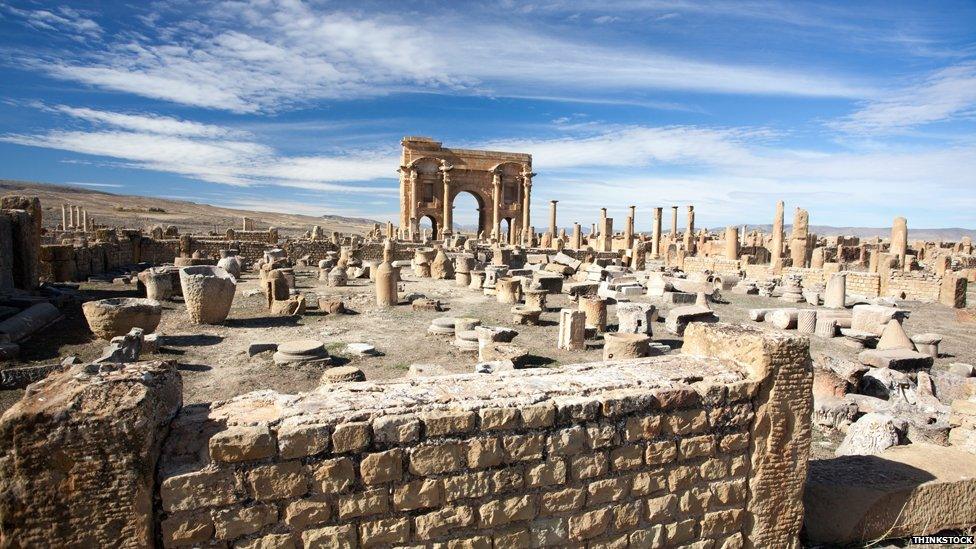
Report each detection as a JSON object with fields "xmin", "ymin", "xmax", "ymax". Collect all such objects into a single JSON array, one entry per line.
[
  {"xmin": 0, "ymin": 303, "xmax": 61, "ymax": 342},
  {"xmin": 0, "ymin": 360, "xmax": 182, "ymax": 547},
  {"xmin": 890, "ymin": 216, "xmax": 908, "ymax": 267}
]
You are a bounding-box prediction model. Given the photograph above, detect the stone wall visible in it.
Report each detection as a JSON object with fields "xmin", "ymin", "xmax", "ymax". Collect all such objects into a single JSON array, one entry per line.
[
  {"xmin": 155, "ymin": 324, "xmax": 808, "ymax": 548},
  {"xmin": 844, "ymin": 271, "xmax": 881, "ymax": 298},
  {"xmin": 885, "ymin": 271, "xmax": 942, "ymax": 302},
  {"xmin": 683, "ymin": 256, "xmax": 742, "ymax": 275}
]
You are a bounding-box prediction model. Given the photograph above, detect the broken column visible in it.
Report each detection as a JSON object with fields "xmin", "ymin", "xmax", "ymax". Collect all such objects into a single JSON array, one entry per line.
[
  {"xmin": 824, "ymin": 273, "xmax": 847, "ymax": 309},
  {"xmin": 683, "ymin": 205, "xmax": 695, "ymax": 254},
  {"xmin": 375, "ymin": 243, "xmax": 398, "ymax": 307},
  {"xmin": 725, "ymin": 226, "xmax": 740, "ymax": 260},
  {"xmin": 603, "ymin": 332, "xmax": 650, "ymax": 360},
  {"xmin": 771, "ymin": 200, "xmax": 784, "ymax": 271},
  {"xmin": 571, "ymin": 223, "xmax": 582, "ymax": 249},
  {"xmin": 579, "ymin": 296, "xmax": 608, "ymax": 332},
  {"xmin": 890, "ymin": 216, "xmax": 908, "ymax": 267},
  {"xmin": 789, "ymin": 207, "xmax": 809, "ymax": 268}
]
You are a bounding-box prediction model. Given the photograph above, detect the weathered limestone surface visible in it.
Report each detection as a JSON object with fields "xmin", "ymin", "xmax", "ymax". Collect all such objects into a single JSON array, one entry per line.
[
  {"xmin": 681, "ymin": 323, "xmax": 813, "ymax": 548},
  {"xmin": 0, "ymin": 361, "xmax": 182, "ymax": 547},
  {"xmin": 804, "ymin": 444, "xmax": 976, "ymax": 545}
]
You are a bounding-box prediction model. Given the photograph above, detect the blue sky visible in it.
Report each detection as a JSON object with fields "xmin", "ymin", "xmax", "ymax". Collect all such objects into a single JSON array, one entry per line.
[{"xmin": 1, "ymin": 0, "xmax": 975, "ymax": 229}]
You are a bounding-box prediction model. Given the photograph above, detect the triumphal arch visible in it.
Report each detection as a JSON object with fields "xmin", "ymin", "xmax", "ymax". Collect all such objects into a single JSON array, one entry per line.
[{"xmin": 398, "ymin": 136, "xmax": 534, "ymax": 243}]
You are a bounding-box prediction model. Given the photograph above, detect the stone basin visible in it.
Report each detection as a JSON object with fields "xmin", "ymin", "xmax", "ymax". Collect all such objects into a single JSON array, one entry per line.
[{"xmin": 82, "ymin": 297, "xmax": 162, "ymax": 340}]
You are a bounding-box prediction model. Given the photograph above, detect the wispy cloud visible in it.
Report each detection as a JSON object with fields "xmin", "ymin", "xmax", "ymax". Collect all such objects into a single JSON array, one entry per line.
[
  {"xmin": 63, "ymin": 181, "xmax": 124, "ymax": 188},
  {"xmin": 3, "ymin": 4, "xmax": 102, "ymax": 38},
  {"xmin": 47, "ymin": 104, "xmax": 240, "ymax": 138},
  {"xmin": 1, "ymin": 104, "xmax": 398, "ymax": 190},
  {"xmin": 13, "ymin": 2, "xmax": 870, "ymax": 113},
  {"xmin": 832, "ymin": 61, "xmax": 976, "ymax": 133}
]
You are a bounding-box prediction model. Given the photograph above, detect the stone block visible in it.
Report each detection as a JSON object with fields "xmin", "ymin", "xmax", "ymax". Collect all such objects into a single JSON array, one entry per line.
[{"xmin": 209, "ymin": 425, "xmax": 276, "ymax": 463}]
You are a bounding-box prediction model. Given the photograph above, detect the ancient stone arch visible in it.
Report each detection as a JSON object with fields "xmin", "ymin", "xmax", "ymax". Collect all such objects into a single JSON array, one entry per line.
[{"xmin": 399, "ymin": 137, "xmax": 534, "ymax": 243}]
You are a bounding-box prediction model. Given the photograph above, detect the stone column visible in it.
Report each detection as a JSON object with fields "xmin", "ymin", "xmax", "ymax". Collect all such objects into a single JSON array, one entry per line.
[
  {"xmin": 891, "ymin": 216, "xmax": 908, "ymax": 267},
  {"xmin": 398, "ymin": 166, "xmax": 409, "ymax": 228},
  {"xmin": 771, "ymin": 200, "xmax": 784, "ymax": 271},
  {"xmin": 683, "ymin": 206, "xmax": 695, "ymax": 254},
  {"xmin": 441, "ymin": 165, "xmax": 453, "ymax": 237},
  {"xmin": 81, "ymin": 209, "xmax": 87, "ymax": 231},
  {"xmin": 571, "ymin": 223, "xmax": 582, "ymax": 249},
  {"xmin": 74, "ymin": 206, "xmax": 81, "ymax": 229},
  {"xmin": 548, "ymin": 200, "xmax": 558, "ymax": 238},
  {"xmin": 725, "ymin": 226, "xmax": 739, "ymax": 260},
  {"xmin": 491, "ymin": 172, "xmax": 502, "ymax": 240},
  {"xmin": 521, "ymin": 168, "xmax": 533, "ymax": 245},
  {"xmin": 599, "ymin": 217, "xmax": 613, "ymax": 252},
  {"xmin": 824, "ymin": 273, "xmax": 846, "ymax": 308},
  {"xmin": 61, "ymin": 204, "xmax": 67, "ymax": 230},
  {"xmin": 670, "ymin": 206, "xmax": 678, "ymax": 237},
  {"xmin": 652, "ymin": 207, "xmax": 662, "ymax": 259},
  {"xmin": 409, "ymin": 169, "xmax": 419, "ymax": 225},
  {"xmin": 627, "ymin": 206, "xmax": 636, "ymax": 243}
]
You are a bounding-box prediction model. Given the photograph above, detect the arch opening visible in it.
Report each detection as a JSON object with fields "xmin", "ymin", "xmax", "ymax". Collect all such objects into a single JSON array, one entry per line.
[
  {"xmin": 419, "ymin": 215, "xmax": 438, "ymax": 240},
  {"xmin": 451, "ymin": 190, "xmax": 485, "ymax": 237}
]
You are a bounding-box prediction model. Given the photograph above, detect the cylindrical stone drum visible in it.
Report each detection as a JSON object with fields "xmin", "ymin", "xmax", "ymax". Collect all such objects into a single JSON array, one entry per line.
[
  {"xmin": 524, "ymin": 289, "xmax": 548, "ymax": 311},
  {"xmin": 469, "ymin": 271, "xmax": 485, "ymax": 290},
  {"xmin": 456, "ymin": 272, "xmax": 472, "ymax": 287},
  {"xmin": 769, "ymin": 309, "xmax": 798, "ymax": 330},
  {"xmin": 496, "ymin": 278, "xmax": 523, "ymax": 305},
  {"xmin": 797, "ymin": 310, "xmax": 817, "ymax": 334},
  {"xmin": 454, "ymin": 317, "xmax": 482, "ymax": 336},
  {"xmin": 579, "ymin": 296, "xmax": 608, "ymax": 332},
  {"xmin": 815, "ymin": 318, "xmax": 838, "ymax": 338},
  {"xmin": 603, "ymin": 332, "xmax": 650, "ymax": 361}
]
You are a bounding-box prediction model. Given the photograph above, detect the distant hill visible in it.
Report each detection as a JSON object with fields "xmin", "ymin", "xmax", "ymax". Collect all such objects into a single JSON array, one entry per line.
[{"xmin": 0, "ymin": 180, "xmax": 377, "ymax": 237}]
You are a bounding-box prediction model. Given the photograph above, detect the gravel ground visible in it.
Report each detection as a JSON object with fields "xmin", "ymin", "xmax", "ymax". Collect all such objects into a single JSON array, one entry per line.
[{"xmin": 3, "ymin": 269, "xmax": 974, "ymax": 428}]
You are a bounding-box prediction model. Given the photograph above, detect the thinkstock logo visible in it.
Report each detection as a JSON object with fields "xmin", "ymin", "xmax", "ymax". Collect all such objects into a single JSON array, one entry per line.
[{"xmin": 910, "ymin": 535, "xmax": 975, "ymax": 545}]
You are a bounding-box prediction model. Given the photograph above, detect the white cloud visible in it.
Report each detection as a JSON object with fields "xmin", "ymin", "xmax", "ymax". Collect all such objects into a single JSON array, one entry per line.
[
  {"xmin": 50, "ymin": 105, "xmax": 238, "ymax": 138},
  {"xmin": 832, "ymin": 61, "xmax": 976, "ymax": 133},
  {"xmin": 479, "ymin": 124, "xmax": 976, "ymax": 227},
  {"xmin": 18, "ymin": 2, "xmax": 869, "ymax": 112}
]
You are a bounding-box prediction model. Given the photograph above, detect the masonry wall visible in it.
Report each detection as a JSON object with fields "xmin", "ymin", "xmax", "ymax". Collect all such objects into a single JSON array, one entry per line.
[
  {"xmin": 155, "ymin": 324, "xmax": 810, "ymax": 549},
  {"xmin": 683, "ymin": 256, "xmax": 743, "ymax": 275}
]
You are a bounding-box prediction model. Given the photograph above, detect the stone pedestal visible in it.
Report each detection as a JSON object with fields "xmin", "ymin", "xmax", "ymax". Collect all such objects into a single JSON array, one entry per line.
[
  {"xmin": 557, "ymin": 309, "xmax": 586, "ymax": 350},
  {"xmin": 603, "ymin": 332, "xmax": 650, "ymax": 360}
]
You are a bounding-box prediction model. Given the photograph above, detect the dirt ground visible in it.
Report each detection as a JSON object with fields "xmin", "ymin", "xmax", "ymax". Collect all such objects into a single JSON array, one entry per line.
[{"xmin": 4, "ymin": 269, "xmax": 975, "ymax": 439}]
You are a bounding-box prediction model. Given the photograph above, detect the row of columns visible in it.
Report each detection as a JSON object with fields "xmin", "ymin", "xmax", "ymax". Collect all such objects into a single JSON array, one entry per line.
[
  {"xmin": 542, "ymin": 202, "xmax": 699, "ymax": 258},
  {"xmin": 61, "ymin": 204, "xmax": 91, "ymax": 231}
]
